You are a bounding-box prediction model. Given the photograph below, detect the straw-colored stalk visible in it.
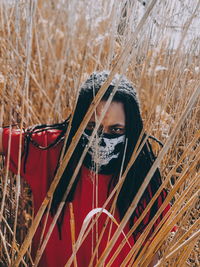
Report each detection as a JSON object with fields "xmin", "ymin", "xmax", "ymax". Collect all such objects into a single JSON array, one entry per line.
[{"xmin": 0, "ymin": 0, "xmax": 199, "ymax": 266}]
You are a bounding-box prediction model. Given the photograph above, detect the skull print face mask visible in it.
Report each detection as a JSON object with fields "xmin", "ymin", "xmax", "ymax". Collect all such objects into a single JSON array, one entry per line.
[{"xmin": 81, "ymin": 131, "xmax": 125, "ymax": 174}]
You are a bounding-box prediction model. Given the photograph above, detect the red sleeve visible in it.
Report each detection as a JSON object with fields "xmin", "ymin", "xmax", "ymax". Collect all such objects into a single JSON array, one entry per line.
[
  {"xmin": 2, "ymin": 127, "xmax": 63, "ymax": 178},
  {"xmin": 2, "ymin": 127, "xmax": 25, "ymax": 175},
  {"xmin": 2, "ymin": 127, "xmax": 63, "ymax": 213}
]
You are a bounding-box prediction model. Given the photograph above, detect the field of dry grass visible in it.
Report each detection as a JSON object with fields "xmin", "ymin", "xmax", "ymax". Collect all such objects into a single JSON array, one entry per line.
[{"xmin": 0, "ymin": 0, "xmax": 199, "ymax": 266}]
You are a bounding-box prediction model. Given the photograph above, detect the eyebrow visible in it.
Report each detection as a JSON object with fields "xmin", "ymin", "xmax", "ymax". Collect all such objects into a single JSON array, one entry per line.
[
  {"xmin": 88, "ymin": 122, "xmax": 125, "ymax": 127},
  {"xmin": 110, "ymin": 124, "xmax": 125, "ymax": 127}
]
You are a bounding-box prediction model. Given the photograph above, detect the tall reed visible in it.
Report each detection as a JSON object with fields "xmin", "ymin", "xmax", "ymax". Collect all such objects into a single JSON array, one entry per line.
[{"xmin": 0, "ymin": 0, "xmax": 199, "ymax": 266}]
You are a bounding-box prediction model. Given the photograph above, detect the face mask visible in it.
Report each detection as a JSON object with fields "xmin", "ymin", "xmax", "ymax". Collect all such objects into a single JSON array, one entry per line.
[{"xmin": 81, "ymin": 131, "xmax": 125, "ymax": 174}]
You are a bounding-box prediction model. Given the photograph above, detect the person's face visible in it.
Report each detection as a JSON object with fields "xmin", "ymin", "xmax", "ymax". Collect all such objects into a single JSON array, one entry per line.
[{"xmin": 86, "ymin": 100, "xmax": 126, "ymax": 136}]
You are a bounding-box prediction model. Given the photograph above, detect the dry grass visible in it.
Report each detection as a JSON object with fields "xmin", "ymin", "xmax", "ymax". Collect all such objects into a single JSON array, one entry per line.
[{"xmin": 0, "ymin": 0, "xmax": 199, "ymax": 266}]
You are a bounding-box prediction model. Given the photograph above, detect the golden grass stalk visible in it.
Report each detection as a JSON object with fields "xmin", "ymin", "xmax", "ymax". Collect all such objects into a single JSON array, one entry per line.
[
  {"xmin": 65, "ymin": 207, "xmax": 131, "ymax": 267},
  {"xmin": 155, "ymin": 229, "xmax": 200, "ymax": 267},
  {"xmin": 176, "ymin": 1, "xmax": 200, "ymax": 52},
  {"xmin": 96, "ymin": 85, "xmax": 200, "ymax": 265},
  {"xmin": 107, "ymin": 130, "xmax": 200, "ymax": 264},
  {"xmin": 108, "ymin": 164, "xmax": 199, "ymax": 265},
  {"xmin": 13, "ymin": 2, "xmax": 160, "ymax": 265},
  {"xmin": 0, "ymin": 229, "xmax": 11, "ymax": 265},
  {"xmin": 0, "ymin": 0, "xmax": 199, "ymax": 266},
  {"xmin": 87, "ymin": 139, "xmax": 129, "ymax": 267},
  {"xmin": 11, "ymin": 0, "xmax": 37, "ymax": 263},
  {"xmin": 69, "ymin": 202, "xmax": 78, "ymax": 267},
  {"xmin": 33, "ymin": 83, "xmax": 132, "ymax": 265},
  {"xmin": 0, "ymin": 126, "xmax": 12, "ymax": 222},
  {"xmin": 169, "ymin": 218, "xmax": 200, "ymax": 255},
  {"xmin": 119, "ymin": 157, "xmax": 199, "ymax": 266},
  {"xmin": 134, "ymin": 182, "xmax": 199, "ymax": 266}
]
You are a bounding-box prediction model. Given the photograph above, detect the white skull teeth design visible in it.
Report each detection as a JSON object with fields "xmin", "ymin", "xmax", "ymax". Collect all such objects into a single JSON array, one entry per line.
[{"xmin": 82, "ymin": 132, "xmax": 125, "ymax": 167}]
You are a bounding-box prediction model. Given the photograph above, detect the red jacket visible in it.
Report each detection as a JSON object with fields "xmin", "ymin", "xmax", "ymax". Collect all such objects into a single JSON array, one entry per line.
[{"xmin": 3, "ymin": 128, "xmax": 172, "ymax": 266}]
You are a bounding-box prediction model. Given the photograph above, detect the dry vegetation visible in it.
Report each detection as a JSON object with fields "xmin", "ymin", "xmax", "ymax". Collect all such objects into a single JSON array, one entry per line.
[{"xmin": 0, "ymin": 0, "xmax": 199, "ymax": 266}]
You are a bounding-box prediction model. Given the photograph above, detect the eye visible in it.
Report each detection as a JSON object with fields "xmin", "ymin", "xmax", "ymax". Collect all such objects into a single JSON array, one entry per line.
[
  {"xmin": 86, "ymin": 125, "xmax": 95, "ymax": 131},
  {"xmin": 111, "ymin": 127, "xmax": 125, "ymax": 135},
  {"xmin": 86, "ymin": 122, "xmax": 95, "ymax": 131},
  {"xmin": 85, "ymin": 122, "xmax": 96, "ymax": 136}
]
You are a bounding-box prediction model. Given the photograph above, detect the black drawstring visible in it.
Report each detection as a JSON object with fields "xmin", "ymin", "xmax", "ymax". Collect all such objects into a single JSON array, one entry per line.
[
  {"xmin": 148, "ymin": 135, "xmax": 163, "ymax": 147},
  {"xmin": 22, "ymin": 119, "xmax": 69, "ymax": 173}
]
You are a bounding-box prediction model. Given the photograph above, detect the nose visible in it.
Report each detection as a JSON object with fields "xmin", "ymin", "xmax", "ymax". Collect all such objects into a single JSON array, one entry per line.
[
  {"xmin": 97, "ymin": 125, "xmax": 110, "ymax": 135},
  {"xmin": 97, "ymin": 127, "xmax": 103, "ymax": 136},
  {"xmin": 99, "ymin": 137, "xmax": 106, "ymax": 147}
]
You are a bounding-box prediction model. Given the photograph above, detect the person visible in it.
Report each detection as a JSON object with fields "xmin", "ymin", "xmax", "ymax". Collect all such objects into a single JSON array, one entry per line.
[{"xmin": 0, "ymin": 71, "xmax": 170, "ymax": 266}]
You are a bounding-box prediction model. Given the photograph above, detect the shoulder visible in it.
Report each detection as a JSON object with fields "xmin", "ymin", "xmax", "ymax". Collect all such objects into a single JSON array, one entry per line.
[
  {"xmin": 2, "ymin": 127, "xmax": 24, "ymax": 154},
  {"xmin": 30, "ymin": 129, "xmax": 63, "ymax": 145},
  {"xmin": 2, "ymin": 127, "xmax": 64, "ymax": 152},
  {"xmin": 25, "ymin": 128, "xmax": 64, "ymax": 151}
]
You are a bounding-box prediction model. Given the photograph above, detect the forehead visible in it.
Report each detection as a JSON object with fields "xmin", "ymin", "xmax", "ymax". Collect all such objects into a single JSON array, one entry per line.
[{"xmin": 90, "ymin": 101, "xmax": 125, "ymax": 125}]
